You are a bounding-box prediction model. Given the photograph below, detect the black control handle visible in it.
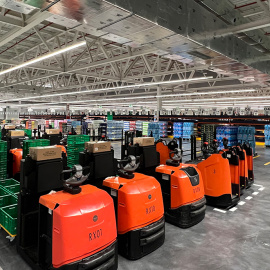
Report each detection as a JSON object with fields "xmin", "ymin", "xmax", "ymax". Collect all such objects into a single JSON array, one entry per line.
[{"xmin": 63, "ymin": 165, "xmax": 90, "ymax": 194}]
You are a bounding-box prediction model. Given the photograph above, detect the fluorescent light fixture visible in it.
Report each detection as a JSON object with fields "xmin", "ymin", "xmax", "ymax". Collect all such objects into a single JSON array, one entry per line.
[
  {"xmin": 161, "ymin": 96, "xmax": 270, "ymax": 103},
  {"xmin": 0, "ymin": 77, "xmax": 213, "ymax": 103},
  {"xmin": 0, "ymin": 41, "xmax": 87, "ymax": 76},
  {"xmin": 54, "ymin": 88, "xmax": 255, "ymax": 105},
  {"xmin": 156, "ymin": 89, "xmax": 256, "ymax": 98}
]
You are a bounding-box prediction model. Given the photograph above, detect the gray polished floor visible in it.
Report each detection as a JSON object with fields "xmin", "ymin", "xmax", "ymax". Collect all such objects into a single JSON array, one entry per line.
[{"xmin": 0, "ymin": 143, "xmax": 269, "ymax": 270}]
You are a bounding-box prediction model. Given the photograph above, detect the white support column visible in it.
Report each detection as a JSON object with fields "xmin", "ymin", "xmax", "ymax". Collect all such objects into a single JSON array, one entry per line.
[{"xmin": 157, "ymin": 85, "xmax": 162, "ymax": 122}]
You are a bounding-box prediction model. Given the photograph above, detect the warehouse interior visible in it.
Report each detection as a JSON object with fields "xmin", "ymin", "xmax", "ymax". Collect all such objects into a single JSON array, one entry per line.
[{"xmin": 0, "ymin": 0, "xmax": 269, "ymax": 269}]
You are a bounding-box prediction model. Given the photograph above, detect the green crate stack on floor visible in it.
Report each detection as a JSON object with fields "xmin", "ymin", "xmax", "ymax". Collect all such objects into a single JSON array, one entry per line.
[
  {"xmin": 0, "ymin": 178, "xmax": 20, "ymax": 237},
  {"xmin": 22, "ymin": 139, "xmax": 50, "ymax": 158},
  {"xmin": 67, "ymin": 135, "xmax": 90, "ymax": 168},
  {"xmin": 201, "ymin": 124, "xmax": 217, "ymax": 147},
  {"xmin": 0, "ymin": 141, "xmax": 7, "ymax": 180}
]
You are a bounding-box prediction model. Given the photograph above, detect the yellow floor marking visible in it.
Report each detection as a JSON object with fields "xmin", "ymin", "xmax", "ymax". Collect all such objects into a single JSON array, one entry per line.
[
  {"xmin": 264, "ymin": 161, "xmax": 270, "ymax": 166},
  {"xmin": 253, "ymin": 155, "xmax": 260, "ymax": 159},
  {"xmin": 0, "ymin": 225, "xmax": 16, "ymax": 237}
]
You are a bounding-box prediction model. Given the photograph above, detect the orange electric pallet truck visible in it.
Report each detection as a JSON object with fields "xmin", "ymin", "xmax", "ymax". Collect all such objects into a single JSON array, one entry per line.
[
  {"xmin": 223, "ymin": 138, "xmax": 249, "ymax": 190},
  {"xmin": 17, "ymin": 153, "xmax": 118, "ymax": 269},
  {"xmin": 155, "ymin": 138, "xmax": 179, "ymax": 165},
  {"xmin": 79, "ymin": 148, "xmax": 165, "ymax": 260},
  {"xmin": 155, "ymin": 148, "xmax": 206, "ymax": 228},
  {"xmin": 103, "ymin": 156, "xmax": 165, "ymax": 260},
  {"xmin": 6, "ymin": 131, "xmax": 28, "ymax": 179},
  {"xmin": 8, "ymin": 148, "xmax": 22, "ymax": 180},
  {"xmin": 197, "ymin": 142, "xmax": 240, "ymax": 209},
  {"xmin": 242, "ymin": 142, "xmax": 254, "ymax": 186},
  {"xmin": 126, "ymin": 138, "xmax": 206, "ymax": 228},
  {"xmin": 42, "ymin": 130, "xmax": 63, "ymax": 145}
]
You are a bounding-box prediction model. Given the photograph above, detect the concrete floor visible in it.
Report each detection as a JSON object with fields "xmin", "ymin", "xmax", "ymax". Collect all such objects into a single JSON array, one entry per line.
[{"xmin": 0, "ymin": 144, "xmax": 270, "ymax": 270}]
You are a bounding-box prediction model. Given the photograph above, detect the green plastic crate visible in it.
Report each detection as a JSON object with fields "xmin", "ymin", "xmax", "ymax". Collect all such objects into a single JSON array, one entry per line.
[
  {"xmin": 0, "ymin": 194, "xmax": 17, "ymax": 208},
  {"xmin": 0, "ymin": 141, "xmax": 7, "ymax": 152},
  {"xmin": 0, "ymin": 186, "xmax": 9, "ymax": 197},
  {"xmin": 4, "ymin": 184, "xmax": 20, "ymax": 194},
  {"xmin": 0, "ymin": 151, "xmax": 7, "ymax": 159},
  {"xmin": 0, "ymin": 204, "xmax": 17, "ymax": 236},
  {"xmin": 67, "ymin": 135, "xmax": 89, "ymax": 167},
  {"xmin": 0, "ymin": 179, "xmax": 19, "ymax": 187},
  {"xmin": 67, "ymin": 135, "xmax": 90, "ymax": 144},
  {"xmin": 0, "ymin": 174, "xmax": 7, "ymax": 180}
]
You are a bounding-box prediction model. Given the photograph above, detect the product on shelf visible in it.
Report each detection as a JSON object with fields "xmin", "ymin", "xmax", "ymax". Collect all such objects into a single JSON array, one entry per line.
[
  {"xmin": 158, "ymin": 121, "xmax": 168, "ymax": 138},
  {"xmin": 173, "ymin": 122, "xmax": 183, "ymax": 138},
  {"xmin": 142, "ymin": 122, "xmax": 149, "ymax": 136},
  {"xmin": 123, "ymin": 121, "xmax": 130, "ymax": 132},
  {"xmin": 129, "ymin": 121, "xmax": 136, "ymax": 131},
  {"xmin": 148, "ymin": 122, "xmax": 160, "ymax": 141},
  {"xmin": 173, "ymin": 122, "xmax": 194, "ymax": 139},
  {"xmin": 216, "ymin": 126, "xmax": 238, "ymax": 149},
  {"xmin": 136, "ymin": 121, "xmax": 143, "ymax": 131},
  {"xmin": 107, "ymin": 120, "xmax": 124, "ymax": 140},
  {"xmin": 265, "ymin": 125, "xmax": 270, "ymax": 147},
  {"xmin": 238, "ymin": 126, "xmax": 256, "ymax": 153}
]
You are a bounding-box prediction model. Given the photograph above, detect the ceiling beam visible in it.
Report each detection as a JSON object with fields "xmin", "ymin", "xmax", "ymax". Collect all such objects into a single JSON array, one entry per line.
[
  {"xmin": 105, "ymin": 0, "xmax": 270, "ymax": 75},
  {"xmin": 0, "ymin": 11, "xmax": 52, "ymax": 48},
  {"xmin": 213, "ymin": 18, "xmax": 270, "ymax": 37}
]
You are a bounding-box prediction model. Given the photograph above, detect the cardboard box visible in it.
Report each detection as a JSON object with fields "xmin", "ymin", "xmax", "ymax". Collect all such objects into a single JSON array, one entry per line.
[
  {"xmin": 5, "ymin": 125, "xmax": 15, "ymax": 130},
  {"xmin": 29, "ymin": 146, "xmax": 62, "ymax": 161},
  {"xmin": 8, "ymin": 130, "xmax": 25, "ymax": 137},
  {"xmin": 85, "ymin": 141, "xmax": 111, "ymax": 153},
  {"xmin": 133, "ymin": 137, "xmax": 155, "ymax": 146},
  {"xmin": 45, "ymin": 129, "xmax": 60, "ymax": 135}
]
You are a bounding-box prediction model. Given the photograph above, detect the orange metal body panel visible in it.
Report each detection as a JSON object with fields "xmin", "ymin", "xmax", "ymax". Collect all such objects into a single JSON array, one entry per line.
[
  {"xmin": 230, "ymin": 162, "xmax": 240, "ymax": 186},
  {"xmin": 246, "ymin": 154, "xmax": 253, "ymax": 175},
  {"xmin": 156, "ymin": 142, "xmax": 170, "ymax": 165},
  {"xmin": 55, "ymin": 145, "xmax": 67, "ymax": 154},
  {"xmin": 40, "ymin": 185, "xmax": 117, "ymax": 269},
  {"xmin": 219, "ymin": 150, "xmax": 240, "ymax": 186},
  {"xmin": 156, "ymin": 164, "xmax": 205, "ymax": 209},
  {"xmin": 242, "ymin": 150, "xmax": 248, "ymax": 180},
  {"xmin": 103, "ymin": 173, "xmax": 164, "ymax": 234},
  {"xmin": 10, "ymin": 149, "xmax": 22, "ymax": 176},
  {"xmin": 197, "ymin": 154, "xmax": 232, "ymax": 198}
]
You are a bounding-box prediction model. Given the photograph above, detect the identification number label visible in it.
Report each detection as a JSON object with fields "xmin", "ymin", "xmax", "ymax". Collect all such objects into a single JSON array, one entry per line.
[
  {"xmin": 146, "ymin": 205, "xmax": 156, "ymax": 215},
  {"xmin": 89, "ymin": 229, "xmax": 102, "ymax": 241}
]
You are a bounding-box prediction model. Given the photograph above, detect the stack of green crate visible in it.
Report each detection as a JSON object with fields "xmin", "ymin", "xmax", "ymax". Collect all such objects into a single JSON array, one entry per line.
[
  {"xmin": 67, "ymin": 135, "xmax": 90, "ymax": 168},
  {"xmin": 0, "ymin": 141, "xmax": 7, "ymax": 180},
  {"xmin": 23, "ymin": 139, "xmax": 50, "ymax": 158},
  {"xmin": 201, "ymin": 124, "xmax": 217, "ymax": 147},
  {"xmin": 0, "ymin": 179, "xmax": 19, "ymax": 237}
]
